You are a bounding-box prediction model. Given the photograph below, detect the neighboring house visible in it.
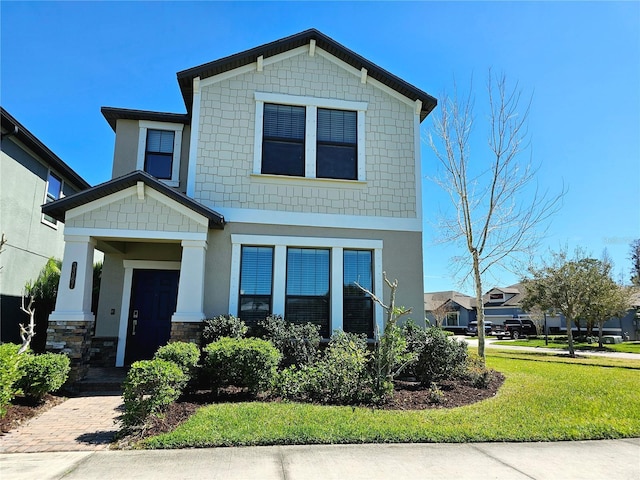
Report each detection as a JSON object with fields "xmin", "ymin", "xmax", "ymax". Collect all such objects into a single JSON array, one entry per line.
[
  {"xmin": 426, "ymin": 283, "xmax": 640, "ymax": 339},
  {"xmin": 424, "ymin": 291, "xmax": 475, "ymax": 333},
  {"xmin": 0, "ymin": 107, "xmax": 90, "ymax": 346},
  {"xmin": 42, "ymin": 29, "xmax": 437, "ymax": 380}
]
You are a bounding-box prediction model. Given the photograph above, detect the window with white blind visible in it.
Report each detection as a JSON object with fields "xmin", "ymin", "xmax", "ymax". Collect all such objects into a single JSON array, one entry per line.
[
  {"xmin": 253, "ymin": 93, "xmax": 367, "ymax": 182},
  {"xmin": 285, "ymin": 248, "xmax": 330, "ymax": 337},
  {"xmin": 239, "ymin": 246, "xmax": 274, "ymax": 328}
]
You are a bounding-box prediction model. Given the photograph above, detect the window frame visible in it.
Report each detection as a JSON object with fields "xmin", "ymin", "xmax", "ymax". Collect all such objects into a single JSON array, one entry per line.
[
  {"xmin": 137, "ymin": 120, "xmax": 184, "ymax": 187},
  {"xmin": 445, "ymin": 311, "xmax": 460, "ymax": 327},
  {"xmin": 41, "ymin": 170, "xmax": 63, "ymax": 228},
  {"xmin": 229, "ymin": 234, "xmax": 383, "ymax": 339},
  {"xmin": 238, "ymin": 245, "xmax": 274, "ymax": 328},
  {"xmin": 253, "ymin": 92, "xmax": 367, "ymax": 182}
]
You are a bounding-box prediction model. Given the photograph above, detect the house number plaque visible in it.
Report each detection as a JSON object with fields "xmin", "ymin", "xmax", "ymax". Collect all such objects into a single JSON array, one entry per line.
[{"xmin": 69, "ymin": 262, "xmax": 77, "ymax": 289}]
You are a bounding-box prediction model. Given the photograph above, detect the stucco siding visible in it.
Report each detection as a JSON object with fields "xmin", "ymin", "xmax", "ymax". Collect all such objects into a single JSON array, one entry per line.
[
  {"xmin": 195, "ymin": 51, "xmax": 417, "ymax": 218},
  {"xmin": 66, "ymin": 192, "xmax": 207, "ymax": 234},
  {"xmin": 203, "ymin": 223, "xmax": 425, "ymax": 326}
]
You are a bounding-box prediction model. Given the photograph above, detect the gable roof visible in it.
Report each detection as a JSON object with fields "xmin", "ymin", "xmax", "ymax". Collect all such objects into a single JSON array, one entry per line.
[
  {"xmin": 424, "ymin": 291, "xmax": 475, "ymax": 311},
  {"xmin": 177, "ymin": 29, "xmax": 437, "ymax": 122},
  {"xmin": 1, "ymin": 107, "xmax": 90, "ymax": 191},
  {"xmin": 41, "ymin": 170, "xmax": 225, "ymax": 229}
]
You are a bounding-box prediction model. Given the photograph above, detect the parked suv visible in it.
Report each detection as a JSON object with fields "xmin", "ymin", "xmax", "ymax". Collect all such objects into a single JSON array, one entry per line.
[
  {"xmin": 466, "ymin": 321, "xmax": 493, "ymax": 336},
  {"xmin": 493, "ymin": 319, "xmax": 537, "ymax": 339}
]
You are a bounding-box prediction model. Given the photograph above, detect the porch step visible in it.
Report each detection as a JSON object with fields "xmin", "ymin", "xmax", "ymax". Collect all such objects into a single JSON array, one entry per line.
[{"xmin": 76, "ymin": 367, "xmax": 127, "ymax": 393}]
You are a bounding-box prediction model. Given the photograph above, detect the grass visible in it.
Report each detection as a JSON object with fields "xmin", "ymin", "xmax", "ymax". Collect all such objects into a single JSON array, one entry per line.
[
  {"xmin": 492, "ymin": 338, "xmax": 640, "ymax": 354},
  {"xmin": 142, "ymin": 352, "xmax": 640, "ymax": 448}
]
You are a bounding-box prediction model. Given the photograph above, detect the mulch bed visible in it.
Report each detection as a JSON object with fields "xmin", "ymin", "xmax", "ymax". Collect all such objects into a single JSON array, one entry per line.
[
  {"xmin": 0, "ymin": 394, "xmax": 66, "ymax": 434},
  {"xmin": 140, "ymin": 371, "xmax": 505, "ymax": 438}
]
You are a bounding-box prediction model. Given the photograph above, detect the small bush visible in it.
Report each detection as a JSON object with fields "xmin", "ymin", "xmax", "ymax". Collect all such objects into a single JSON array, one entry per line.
[
  {"xmin": 122, "ymin": 359, "xmax": 187, "ymax": 427},
  {"xmin": 414, "ymin": 327, "xmax": 468, "ymax": 385},
  {"xmin": 274, "ymin": 331, "xmax": 372, "ymax": 405},
  {"xmin": 202, "ymin": 315, "xmax": 248, "ymax": 344},
  {"xmin": 203, "ymin": 337, "xmax": 280, "ymax": 394},
  {"xmin": 259, "ymin": 315, "xmax": 320, "ymax": 367},
  {"xmin": 428, "ymin": 382, "xmax": 445, "ymax": 404},
  {"xmin": 464, "ymin": 356, "xmax": 494, "ymax": 389},
  {"xmin": 0, "ymin": 343, "xmax": 23, "ymax": 417},
  {"xmin": 154, "ymin": 342, "xmax": 200, "ymax": 378},
  {"xmin": 15, "ymin": 352, "xmax": 70, "ymax": 401},
  {"xmin": 401, "ymin": 320, "xmax": 429, "ymax": 378}
]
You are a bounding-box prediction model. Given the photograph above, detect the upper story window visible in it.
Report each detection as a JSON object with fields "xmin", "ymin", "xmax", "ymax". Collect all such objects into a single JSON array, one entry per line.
[
  {"xmin": 145, "ymin": 129, "xmax": 175, "ymax": 179},
  {"xmin": 42, "ymin": 171, "xmax": 62, "ymax": 227},
  {"xmin": 254, "ymin": 92, "xmax": 367, "ymax": 182},
  {"xmin": 262, "ymin": 104, "xmax": 306, "ymax": 176},
  {"xmin": 317, "ymin": 108, "xmax": 357, "ymax": 180},
  {"xmin": 136, "ymin": 121, "xmax": 183, "ymax": 187}
]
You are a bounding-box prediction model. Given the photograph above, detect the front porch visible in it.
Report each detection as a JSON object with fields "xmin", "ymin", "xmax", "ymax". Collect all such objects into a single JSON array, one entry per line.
[{"xmin": 42, "ymin": 171, "xmax": 225, "ymax": 382}]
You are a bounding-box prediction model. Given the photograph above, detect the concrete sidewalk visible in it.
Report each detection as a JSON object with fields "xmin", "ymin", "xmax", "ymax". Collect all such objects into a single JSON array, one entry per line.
[{"xmin": 1, "ymin": 439, "xmax": 639, "ymax": 480}]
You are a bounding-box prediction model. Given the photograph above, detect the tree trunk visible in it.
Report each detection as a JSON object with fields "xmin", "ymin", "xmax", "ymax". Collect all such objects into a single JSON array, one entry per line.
[
  {"xmin": 472, "ymin": 251, "xmax": 486, "ymax": 363},
  {"xmin": 566, "ymin": 317, "xmax": 575, "ymax": 357}
]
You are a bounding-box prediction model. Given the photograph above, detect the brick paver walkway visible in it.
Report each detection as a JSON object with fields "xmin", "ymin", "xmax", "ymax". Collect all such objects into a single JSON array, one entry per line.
[{"xmin": 0, "ymin": 394, "xmax": 123, "ymax": 453}]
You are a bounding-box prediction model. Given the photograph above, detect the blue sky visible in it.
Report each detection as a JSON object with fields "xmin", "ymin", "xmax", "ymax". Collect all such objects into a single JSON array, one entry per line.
[{"xmin": 2, "ymin": 2, "xmax": 638, "ymax": 294}]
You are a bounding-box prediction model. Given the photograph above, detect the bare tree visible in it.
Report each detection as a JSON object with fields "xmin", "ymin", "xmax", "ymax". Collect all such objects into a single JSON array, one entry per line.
[
  {"xmin": 429, "ymin": 71, "xmax": 563, "ymax": 362},
  {"xmin": 430, "ymin": 294, "xmax": 452, "ymax": 328},
  {"xmin": 19, "ymin": 295, "xmax": 36, "ymax": 354}
]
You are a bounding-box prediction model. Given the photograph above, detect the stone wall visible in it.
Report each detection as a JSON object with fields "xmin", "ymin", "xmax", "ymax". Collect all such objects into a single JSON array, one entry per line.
[
  {"xmin": 89, "ymin": 337, "xmax": 118, "ymax": 367},
  {"xmin": 170, "ymin": 321, "xmax": 203, "ymax": 345},
  {"xmin": 46, "ymin": 320, "xmax": 93, "ymax": 383}
]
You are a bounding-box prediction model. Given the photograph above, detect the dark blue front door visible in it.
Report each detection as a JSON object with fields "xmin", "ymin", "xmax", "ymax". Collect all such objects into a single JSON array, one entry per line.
[{"xmin": 125, "ymin": 269, "xmax": 179, "ymax": 365}]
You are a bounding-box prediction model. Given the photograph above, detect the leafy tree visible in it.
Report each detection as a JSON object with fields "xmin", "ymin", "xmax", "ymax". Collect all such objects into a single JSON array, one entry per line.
[
  {"xmin": 24, "ymin": 258, "xmax": 61, "ymax": 352},
  {"xmin": 522, "ymin": 249, "xmax": 631, "ymax": 356},
  {"xmin": 429, "ymin": 71, "xmax": 563, "ymax": 363},
  {"xmin": 630, "ymin": 239, "xmax": 640, "ymax": 287}
]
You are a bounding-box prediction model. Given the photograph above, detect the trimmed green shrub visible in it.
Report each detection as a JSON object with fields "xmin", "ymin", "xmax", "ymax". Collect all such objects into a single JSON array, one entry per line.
[
  {"xmin": 274, "ymin": 332, "xmax": 372, "ymax": 405},
  {"xmin": 202, "ymin": 315, "xmax": 247, "ymax": 344},
  {"xmin": 414, "ymin": 327, "xmax": 468, "ymax": 385},
  {"xmin": 0, "ymin": 343, "xmax": 23, "ymax": 417},
  {"xmin": 154, "ymin": 342, "xmax": 200, "ymax": 378},
  {"xmin": 258, "ymin": 315, "xmax": 320, "ymax": 367},
  {"xmin": 15, "ymin": 352, "xmax": 70, "ymax": 401},
  {"xmin": 464, "ymin": 356, "xmax": 494, "ymax": 389},
  {"xmin": 122, "ymin": 359, "xmax": 187, "ymax": 427},
  {"xmin": 203, "ymin": 337, "xmax": 280, "ymax": 394}
]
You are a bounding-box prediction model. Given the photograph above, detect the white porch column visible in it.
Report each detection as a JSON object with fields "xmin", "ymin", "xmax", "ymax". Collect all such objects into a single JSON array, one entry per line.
[
  {"xmin": 172, "ymin": 239, "xmax": 208, "ymax": 323},
  {"xmin": 49, "ymin": 235, "xmax": 96, "ymax": 322}
]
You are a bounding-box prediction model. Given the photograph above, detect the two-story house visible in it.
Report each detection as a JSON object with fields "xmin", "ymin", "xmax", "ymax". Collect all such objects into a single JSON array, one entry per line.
[
  {"xmin": 42, "ymin": 29, "xmax": 437, "ymax": 380},
  {"xmin": 1, "ymin": 107, "xmax": 90, "ymax": 349}
]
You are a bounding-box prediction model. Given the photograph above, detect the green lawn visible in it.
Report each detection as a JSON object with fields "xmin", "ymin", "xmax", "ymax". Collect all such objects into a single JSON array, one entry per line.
[
  {"xmin": 492, "ymin": 338, "xmax": 640, "ymax": 354},
  {"xmin": 142, "ymin": 353, "xmax": 640, "ymax": 448}
]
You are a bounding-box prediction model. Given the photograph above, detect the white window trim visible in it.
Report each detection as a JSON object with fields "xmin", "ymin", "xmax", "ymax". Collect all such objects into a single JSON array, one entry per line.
[
  {"xmin": 229, "ymin": 234, "xmax": 383, "ymax": 337},
  {"xmin": 445, "ymin": 311, "xmax": 460, "ymax": 327},
  {"xmin": 137, "ymin": 120, "xmax": 184, "ymax": 187},
  {"xmin": 41, "ymin": 169, "xmax": 64, "ymax": 229},
  {"xmin": 488, "ymin": 293, "xmax": 506, "ymax": 303},
  {"xmin": 253, "ymin": 92, "xmax": 367, "ymax": 182}
]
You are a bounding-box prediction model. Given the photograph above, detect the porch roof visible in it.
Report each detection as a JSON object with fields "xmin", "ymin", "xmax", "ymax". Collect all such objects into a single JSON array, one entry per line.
[{"xmin": 41, "ymin": 170, "xmax": 226, "ymax": 229}]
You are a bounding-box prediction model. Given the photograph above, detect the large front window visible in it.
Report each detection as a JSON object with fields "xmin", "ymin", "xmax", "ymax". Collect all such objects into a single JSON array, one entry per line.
[
  {"xmin": 343, "ymin": 250, "xmax": 373, "ymax": 337},
  {"xmin": 239, "ymin": 246, "xmax": 273, "ymax": 327},
  {"xmin": 285, "ymin": 248, "xmax": 330, "ymax": 337}
]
